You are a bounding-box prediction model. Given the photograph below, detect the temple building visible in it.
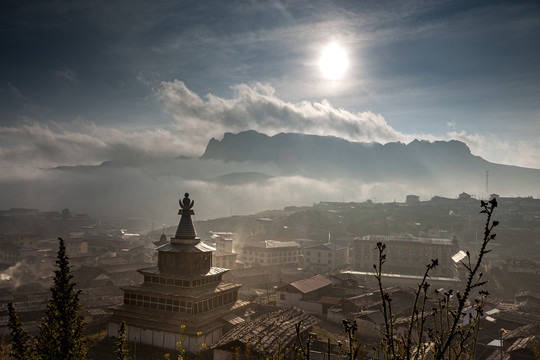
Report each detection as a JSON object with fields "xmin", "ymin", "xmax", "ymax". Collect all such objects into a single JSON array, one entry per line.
[{"xmin": 108, "ymin": 193, "xmax": 250, "ymax": 351}]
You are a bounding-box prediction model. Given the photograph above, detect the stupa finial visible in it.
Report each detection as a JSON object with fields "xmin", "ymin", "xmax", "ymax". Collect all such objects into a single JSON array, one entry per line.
[
  {"xmin": 173, "ymin": 192, "xmax": 198, "ymax": 242},
  {"xmin": 179, "ymin": 193, "xmax": 194, "ymax": 215}
]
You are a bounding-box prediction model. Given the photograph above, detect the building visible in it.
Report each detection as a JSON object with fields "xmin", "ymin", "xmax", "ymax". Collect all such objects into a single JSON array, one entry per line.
[
  {"xmin": 212, "ymin": 251, "xmax": 238, "ymax": 269},
  {"xmin": 253, "ymin": 217, "xmax": 280, "ymax": 238},
  {"xmin": 213, "ymin": 307, "xmax": 318, "ymax": 360},
  {"xmin": 210, "ymin": 232, "xmax": 235, "ymax": 253},
  {"xmin": 108, "ymin": 193, "xmax": 250, "ymax": 351},
  {"xmin": 276, "ymin": 274, "xmax": 335, "ymax": 314},
  {"xmin": 0, "ymin": 233, "xmax": 39, "ymax": 249},
  {"xmin": 353, "ymin": 235, "xmax": 459, "ymax": 278},
  {"xmin": 223, "ymin": 267, "xmax": 270, "ymax": 288},
  {"xmin": 241, "ymin": 240, "xmax": 301, "ymax": 267},
  {"xmin": 303, "ymin": 243, "xmax": 348, "ymax": 273},
  {"xmin": 0, "ymin": 243, "xmax": 21, "ymax": 266},
  {"xmin": 405, "ymin": 195, "xmax": 420, "ymax": 204}
]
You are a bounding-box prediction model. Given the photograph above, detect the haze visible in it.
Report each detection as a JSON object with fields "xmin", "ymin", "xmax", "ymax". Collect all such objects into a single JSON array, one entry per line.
[{"xmin": 1, "ymin": 0, "xmax": 540, "ymax": 222}]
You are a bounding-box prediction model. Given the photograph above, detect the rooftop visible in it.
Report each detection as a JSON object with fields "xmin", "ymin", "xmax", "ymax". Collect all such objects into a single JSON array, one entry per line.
[
  {"xmin": 306, "ymin": 243, "xmax": 347, "ymax": 251},
  {"xmin": 213, "ymin": 307, "xmax": 318, "ymax": 354},
  {"xmin": 279, "ymin": 274, "xmax": 333, "ymax": 294},
  {"xmin": 358, "ymin": 235, "xmax": 453, "ymax": 246}
]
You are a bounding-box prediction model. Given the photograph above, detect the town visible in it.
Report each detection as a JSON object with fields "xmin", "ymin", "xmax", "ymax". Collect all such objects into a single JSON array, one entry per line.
[{"xmin": 1, "ymin": 192, "xmax": 539, "ymax": 359}]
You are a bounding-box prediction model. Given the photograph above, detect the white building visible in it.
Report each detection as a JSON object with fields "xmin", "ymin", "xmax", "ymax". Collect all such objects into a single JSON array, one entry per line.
[
  {"xmin": 210, "ymin": 232, "xmax": 235, "ymax": 253},
  {"xmin": 241, "ymin": 240, "xmax": 301, "ymax": 267},
  {"xmin": 303, "ymin": 243, "xmax": 348, "ymax": 273}
]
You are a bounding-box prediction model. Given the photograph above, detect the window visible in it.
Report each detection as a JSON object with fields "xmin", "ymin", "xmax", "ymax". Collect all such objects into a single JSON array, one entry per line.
[{"xmin": 280, "ymin": 294, "xmax": 286, "ymax": 300}]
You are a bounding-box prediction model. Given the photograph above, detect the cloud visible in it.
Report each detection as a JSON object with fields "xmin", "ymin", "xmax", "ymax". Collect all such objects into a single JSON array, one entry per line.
[
  {"xmin": 7, "ymin": 82, "xmax": 26, "ymax": 99},
  {"xmin": 54, "ymin": 68, "xmax": 79, "ymax": 84},
  {"xmin": 1, "ymin": 80, "xmax": 538, "ymax": 177},
  {"xmin": 447, "ymin": 130, "xmax": 540, "ymax": 169},
  {"xmin": 156, "ymin": 79, "xmax": 408, "ymax": 151},
  {"xmin": 0, "ymin": 118, "xmax": 189, "ymax": 171},
  {"xmin": 0, "ymin": 158, "xmax": 432, "ymax": 222}
]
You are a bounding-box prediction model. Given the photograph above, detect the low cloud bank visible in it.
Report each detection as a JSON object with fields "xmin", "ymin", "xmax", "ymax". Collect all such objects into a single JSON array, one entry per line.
[
  {"xmin": 1, "ymin": 80, "xmax": 539, "ymax": 175},
  {"xmin": 0, "ymin": 160, "xmax": 443, "ymax": 222},
  {"xmin": 0, "ymin": 79, "xmax": 539, "ymax": 223}
]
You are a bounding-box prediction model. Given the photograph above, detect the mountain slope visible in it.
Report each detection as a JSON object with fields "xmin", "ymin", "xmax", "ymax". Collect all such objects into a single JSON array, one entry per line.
[{"xmin": 201, "ymin": 130, "xmax": 540, "ymax": 193}]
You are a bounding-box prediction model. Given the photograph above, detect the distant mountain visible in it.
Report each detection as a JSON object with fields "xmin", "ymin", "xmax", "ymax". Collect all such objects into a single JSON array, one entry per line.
[
  {"xmin": 22, "ymin": 129, "xmax": 538, "ymax": 221},
  {"xmin": 202, "ymin": 130, "xmax": 540, "ymax": 189}
]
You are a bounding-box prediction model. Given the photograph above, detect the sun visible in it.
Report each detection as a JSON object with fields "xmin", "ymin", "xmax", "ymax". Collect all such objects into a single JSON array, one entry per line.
[{"xmin": 318, "ymin": 43, "xmax": 349, "ymax": 80}]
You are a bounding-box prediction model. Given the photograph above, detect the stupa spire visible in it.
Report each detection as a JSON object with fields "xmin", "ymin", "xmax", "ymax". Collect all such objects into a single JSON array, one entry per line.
[{"xmin": 172, "ymin": 193, "xmax": 199, "ymax": 243}]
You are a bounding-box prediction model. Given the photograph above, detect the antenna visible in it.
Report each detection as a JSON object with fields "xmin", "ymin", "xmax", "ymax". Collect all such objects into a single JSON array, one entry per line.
[{"xmin": 485, "ymin": 170, "xmax": 489, "ymax": 199}]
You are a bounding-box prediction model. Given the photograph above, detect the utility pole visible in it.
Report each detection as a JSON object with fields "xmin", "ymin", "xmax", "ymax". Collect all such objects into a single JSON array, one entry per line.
[{"xmin": 486, "ymin": 170, "xmax": 489, "ymax": 199}]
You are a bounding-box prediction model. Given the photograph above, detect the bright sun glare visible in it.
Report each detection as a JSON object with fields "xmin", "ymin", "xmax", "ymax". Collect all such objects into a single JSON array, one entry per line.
[{"xmin": 318, "ymin": 43, "xmax": 349, "ymax": 80}]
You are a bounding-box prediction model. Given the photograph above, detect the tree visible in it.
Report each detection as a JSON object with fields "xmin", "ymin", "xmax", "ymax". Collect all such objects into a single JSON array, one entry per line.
[
  {"xmin": 35, "ymin": 237, "xmax": 87, "ymax": 360},
  {"xmin": 115, "ymin": 321, "xmax": 131, "ymax": 360},
  {"xmin": 7, "ymin": 302, "xmax": 33, "ymax": 360},
  {"xmin": 288, "ymin": 199, "xmax": 499, "ymax": 360},
  {"xmin": 373, "ymin": 198, "xmax": 499, "ymax": 359}
]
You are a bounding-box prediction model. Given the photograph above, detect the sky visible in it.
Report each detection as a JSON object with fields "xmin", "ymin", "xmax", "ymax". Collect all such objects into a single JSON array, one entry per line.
[{"xmin": 1, "ymin": 0, "xmax": 540, "ymax": 174}]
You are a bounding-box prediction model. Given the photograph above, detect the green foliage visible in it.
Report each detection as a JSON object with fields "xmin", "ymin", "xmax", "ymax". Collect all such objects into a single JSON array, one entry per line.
[
  {"xmin": 7, "ymin": 302, "xmax": 33, "ymax": 360},
  {"xmin": 115, "ymin": 321, "xmax": 131, "ymax": 360},
  {"xmin": 35, "ymin": 237, "xmax": 87, "ymax": 360}
]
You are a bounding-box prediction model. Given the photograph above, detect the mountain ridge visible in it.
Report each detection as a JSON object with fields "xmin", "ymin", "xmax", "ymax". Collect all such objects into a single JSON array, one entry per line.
[
  {"xmin": 6, "ymin": 130, "xmax": 539, "ymax": 221},
  {"xmin": 201, "ymin": 130, "xmax": 489, "ymax": 180}
]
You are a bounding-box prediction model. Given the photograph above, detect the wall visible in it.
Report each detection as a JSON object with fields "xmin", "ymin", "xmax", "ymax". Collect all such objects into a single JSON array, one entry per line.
[{"xmin": 107, "ymin": 321, "xmax": 222, "ymax": 352}]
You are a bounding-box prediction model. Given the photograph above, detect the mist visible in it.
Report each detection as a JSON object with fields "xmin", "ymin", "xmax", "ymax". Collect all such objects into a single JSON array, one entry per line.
[{"xmin": 0, "ymin": 153, "xmax": 526, "ymax": 226}]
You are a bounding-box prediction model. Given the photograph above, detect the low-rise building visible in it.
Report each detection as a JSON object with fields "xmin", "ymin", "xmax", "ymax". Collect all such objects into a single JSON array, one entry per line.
[
  {"xmin": 213, "ymin": 251, "xmax": 238, "ymax": 269},
  {"xmin": 241, "ymin": 240, "xmax": 301, "ymax": 267},
  {"xmin": 210, "ymin": 232, "xmax": 235, "ymax": 253},
  {"xmin": 353, "ymin": 235, "xmax": 458, "ymax": 278},
  {"xmin": 276, "ymin": 274, "xmax": 335, "ymax": 314},
  {"xmin": 303, "ymin": 243, "xmax": 348, "ymax": 273},
  {"xmin": 213, "ymin": 307, "xmax": 318, "ymax": 360},
  {"xmin": 405, "ymin": 194, "xmax": 420, "ymax": 204},
  {"xmin": 0, "ymin": 233, "xmax": 40, "ymax": 249},
  {"xmin": 0, "ymin": 243, "xmax": 21, "ymax": 265},
  {"xmin": 253, "ymin": 217, "xmax": 280, "ymax": 238}
]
